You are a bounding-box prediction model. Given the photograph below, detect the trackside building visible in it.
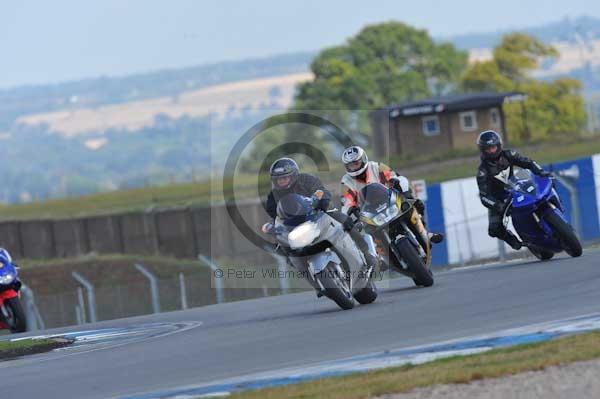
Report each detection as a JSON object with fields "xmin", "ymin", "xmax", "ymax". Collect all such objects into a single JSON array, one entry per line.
[{"xmin": 371, "ymin": 92, "xmax": 526, "ymax": 158}]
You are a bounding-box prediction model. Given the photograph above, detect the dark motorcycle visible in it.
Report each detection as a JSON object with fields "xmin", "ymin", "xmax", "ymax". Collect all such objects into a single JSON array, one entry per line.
[{"xmin": 358, "ymin": 183, "xmax": 434, "ymax": 287}]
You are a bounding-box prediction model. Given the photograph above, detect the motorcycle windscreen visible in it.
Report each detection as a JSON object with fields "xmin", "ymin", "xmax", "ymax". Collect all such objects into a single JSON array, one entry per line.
[
  {"xmin": 510, "ymin": 169, "xmax": 538, "ymax": 208},
  {"xmin": 276, "ymin": 193, "xmax": 318, "ymax": 227},
  {"xmin": 358, "ymin": 183, "xmax": 391, "ymax": 213}
]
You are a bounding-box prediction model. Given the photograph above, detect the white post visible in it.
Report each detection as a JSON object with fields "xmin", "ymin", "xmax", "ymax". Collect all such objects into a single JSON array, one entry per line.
[
  {"xmin": 20, "ymin": 285, "xmax": 45, "ymax": 331},
  {"xmin": 77, "ymin": 286, "xmax": 86, "ymax": 323},
  {"xmin": 75, "ymin": 305, "xmax": 83, "ymax": 325},
  {"xmin": 198, "ymin": 254, "xmax": 224, "ymax": 304},
  {"xmin": 72, "ymin": 272, "xmax": 97, "ymax": 323},
  {"xmin": 271, "ymin": 253, "xmax": 290, "ymax": 294},
  {"xmin": 134, "ymin": 264, "xmax": 161, "ymax": 314},
  {"xmin": 498, "ymin": 240, "xmax": 507, "ymax": 262},
  {"xmin": 179, "ymin": 273, "xmax": 188, "ymax": 310}
]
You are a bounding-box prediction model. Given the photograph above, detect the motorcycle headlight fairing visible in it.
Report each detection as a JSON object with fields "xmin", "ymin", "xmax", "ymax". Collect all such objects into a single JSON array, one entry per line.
[
  {"xmin": 288, "ymin": 221, "xmax": 320, "ymax": 249},
  {"xmin": 373, "ymin": 204, "xmax": 399, "ymax": 226},
  {"xmin": 0, "ymin": 273, "xmax": 15, "ymax": 285}
]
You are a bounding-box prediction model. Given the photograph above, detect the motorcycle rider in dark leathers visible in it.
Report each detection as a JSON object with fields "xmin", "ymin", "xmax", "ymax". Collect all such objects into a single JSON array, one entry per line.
[
  {"xmin": 476, "ymin": 130, "xmax": 552, "ymax": 250},
  {"xmin": 263, "ymin": 157, "xmax": 379, "ymax": 269}
]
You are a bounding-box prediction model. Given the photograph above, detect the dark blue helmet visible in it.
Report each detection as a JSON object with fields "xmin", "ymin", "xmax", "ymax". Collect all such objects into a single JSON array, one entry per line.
[
  {"xmin": 270, "ymin": 158, "xmax": 299, "ymax": 189},
  {"xmin": 0, "ymin": 248, "xmax": 12, "ymax": 265},
  {"xmin": 477, "ymin": 130, "xmax": 503, "ymax": 161}
]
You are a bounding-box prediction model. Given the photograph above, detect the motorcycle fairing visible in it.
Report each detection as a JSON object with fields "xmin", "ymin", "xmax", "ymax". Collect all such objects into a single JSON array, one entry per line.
[
  {"xmin": 307, "ymin": 249, "xmax": 342, "ymax": 275},
  {"xmin": 509, "ymin": 171, "xmax": 565, "ymax": 251}
]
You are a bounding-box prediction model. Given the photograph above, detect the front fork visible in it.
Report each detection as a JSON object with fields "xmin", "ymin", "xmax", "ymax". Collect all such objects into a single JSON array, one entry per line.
[{"xmin": 0, "ymin": 289, "xmax": 19, "ymax": 320}]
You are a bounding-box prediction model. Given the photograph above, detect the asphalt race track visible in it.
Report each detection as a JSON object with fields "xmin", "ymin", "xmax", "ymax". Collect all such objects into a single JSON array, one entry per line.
[{"xmin": 2, "ymin": 249, "xmax": 600, "ymax": 399}]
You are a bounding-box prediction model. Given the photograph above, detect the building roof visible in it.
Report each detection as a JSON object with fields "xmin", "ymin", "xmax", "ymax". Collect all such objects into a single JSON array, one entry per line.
[{"xmin": 385, "ymin": 91, "xmax": 526, "ymax": 118}]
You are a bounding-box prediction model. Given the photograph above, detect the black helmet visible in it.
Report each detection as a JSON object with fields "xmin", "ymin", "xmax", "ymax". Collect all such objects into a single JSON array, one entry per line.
[
  {"xmin": 477, "ymin": 130, "xmax": 503, "ymax": 161},
  {"xmin": 269, "ymin": 158, "xmax": 299, "ymax": 189}
]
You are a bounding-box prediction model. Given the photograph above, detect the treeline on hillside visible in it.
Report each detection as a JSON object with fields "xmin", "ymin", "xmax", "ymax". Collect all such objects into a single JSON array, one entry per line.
[
  {"xmin": 449, "ymin": 15, "xmax": 600, "ymax": 50},
  {"xmin": 0, "ymin": 52, "xmax": 313, "ymax": 131},
  {"xmin": 0, "ymin": 110, "xmax": 272, "ymax": 203}
]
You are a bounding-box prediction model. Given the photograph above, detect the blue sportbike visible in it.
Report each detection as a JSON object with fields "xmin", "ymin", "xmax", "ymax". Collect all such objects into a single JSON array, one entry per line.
[{"xmin": 503, "ymin": 168, "xmax": 583, "ymax": 260}]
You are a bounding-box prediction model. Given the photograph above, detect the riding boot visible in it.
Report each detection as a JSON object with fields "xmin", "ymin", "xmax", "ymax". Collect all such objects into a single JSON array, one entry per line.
[
  {"xmin": 349, "ymin": 229, "xmax": 379, "ymax": 270},
  {"xmin": 503, "ymin": 231, "xmax": 523, "ymax": 250},
  {"xmin": 429, "ymin": 232, "xmax": 444, "ymax": 244}
]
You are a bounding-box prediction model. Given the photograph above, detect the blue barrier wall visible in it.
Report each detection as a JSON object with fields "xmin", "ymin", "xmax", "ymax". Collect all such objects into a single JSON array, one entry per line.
[{"xmin": 427, "ymin": 184, "xmax": 448, "ymax": 267}]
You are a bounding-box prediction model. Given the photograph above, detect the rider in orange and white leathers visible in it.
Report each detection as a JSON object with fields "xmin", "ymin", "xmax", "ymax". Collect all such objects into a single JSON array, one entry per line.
[{"xmin": 339, "ymin": 146, "xmax": 443, "ymax": 244}]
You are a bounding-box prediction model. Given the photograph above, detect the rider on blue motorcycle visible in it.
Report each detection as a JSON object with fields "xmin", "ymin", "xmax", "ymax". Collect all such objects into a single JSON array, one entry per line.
[{"xmin": 476, "ymin": 130, "xmax": 552, "ymax": 250}]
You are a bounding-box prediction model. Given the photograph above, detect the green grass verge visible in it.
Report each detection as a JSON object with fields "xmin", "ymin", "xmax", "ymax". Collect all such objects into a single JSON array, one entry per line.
[
  {"xmin": 0, "ymin": 338, "xmax": 53, "ymax": 351},
  {"xmin": 0, "ymin": 338, "xmax": 71, "ymax": 359},
  {"xmin": 226, "ymin": 330, "xmax": 600, "ymax": 399},
  {"xmin": 2, "ymin": 135, "xmax": 600, "ymax": 220}
]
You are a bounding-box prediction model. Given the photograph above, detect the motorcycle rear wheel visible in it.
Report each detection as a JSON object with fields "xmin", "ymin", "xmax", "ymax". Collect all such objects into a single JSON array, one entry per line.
[{"xmin": 354, "ymin": 281, "xmax": 378, "ymax": 304}]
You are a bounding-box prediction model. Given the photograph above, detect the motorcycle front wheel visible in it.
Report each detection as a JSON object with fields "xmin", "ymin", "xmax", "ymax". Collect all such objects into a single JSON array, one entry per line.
[
  {"xmin": 2, "ymin": 297, "xmax": 27, "ymax": 333},
  {"xmin": 316, "ymin": 263, "xmax": 355, "ymax": 310},
  {"xmin": 545, "ymin": 211, "xmax": 583, "ymax": 257},
  {"xmin": 395, "ymin": 239, "xmax": 434, "ymax": 287},
  {"xmin": 528, "ymin": 246, "xmax": 554, "ymax": 261}
]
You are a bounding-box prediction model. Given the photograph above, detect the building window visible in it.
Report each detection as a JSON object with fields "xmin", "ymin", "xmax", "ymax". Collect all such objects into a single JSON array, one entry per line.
[
  {"xmin": 490, "ymin": 108, "xmax": 500, "ymax": 126},
  {"xmin": 459, "ymin": 111, "xmax": 478, "ymax": 131},
  {"xmin": 422, "ymin": 115, "xmax": 440, "ymax": 136}
]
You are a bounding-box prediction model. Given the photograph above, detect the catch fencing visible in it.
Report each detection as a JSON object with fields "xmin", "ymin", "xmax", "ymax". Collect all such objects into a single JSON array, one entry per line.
[{"xmin": 16, "ymin": 258, "xmax": 312, "ymax": 331}]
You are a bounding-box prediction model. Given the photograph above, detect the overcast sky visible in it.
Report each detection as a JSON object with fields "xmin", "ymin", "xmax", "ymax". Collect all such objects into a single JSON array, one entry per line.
[{"xmin": 1, "ymin": 0, "xmax": 599, "ymax": 88}]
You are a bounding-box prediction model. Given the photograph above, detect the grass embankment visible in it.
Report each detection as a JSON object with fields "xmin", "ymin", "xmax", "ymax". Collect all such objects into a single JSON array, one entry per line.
[
  {"xmin": 17, "ymin": 253, "xmax": 202, "ymax": 270},
  {"xmin": 18, "ymin": 253, "xmax": 207, "ymax": 296},
  {"xmin": 2, "ymin": 136, "xmax": 600, "ymax": 220},
  {"xmin": 227, "ymin": 330, "xmax": 600, "ymax": 399},
  {"xmin": 0, "ymin": 338, "xmax": 72, "ymax": 359}
]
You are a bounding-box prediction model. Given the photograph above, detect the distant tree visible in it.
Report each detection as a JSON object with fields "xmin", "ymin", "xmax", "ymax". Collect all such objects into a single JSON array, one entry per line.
[
  {"xmin": 240, "ymin": 21, "xmax": 469, "ymax": 171},
  {"xmin": 462, "ymin": 33, "xmax": 585, "ymax": 142},
  {"xmin": 294, "ymin": 22, "xmax": 468, "ymax": 111}
]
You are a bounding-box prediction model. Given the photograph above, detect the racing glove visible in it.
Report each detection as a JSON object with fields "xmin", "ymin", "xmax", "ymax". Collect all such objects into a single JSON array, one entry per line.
[
  {"xmin": 343, "ymin": 207, "xmax": 359, "ymax": 231},
  {"xmin": 495, "ymin": 199, "xmax": 510, "ymax": 214},
  {"xmin": 531, "ymin": 162, "xmax": 552, "ymax": 178},
  {"xmin": 342, "ymin": 217, "xmax": 355, "ymax": 232},
  {"xmin": 390, "ymin": 177, "xmax": 404, "ymax": 192},
  {"xmin": 414, "ymin": 199, "xmax": 425, "ymax": 214},
  {"xmin": 261, "ymin": 222, "xmax": 274, "ymax": 234}
]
